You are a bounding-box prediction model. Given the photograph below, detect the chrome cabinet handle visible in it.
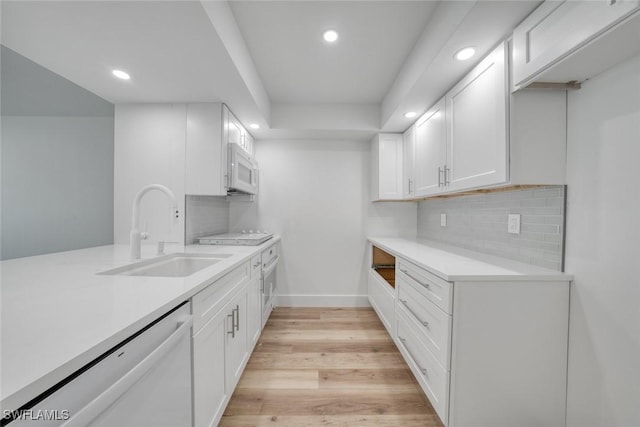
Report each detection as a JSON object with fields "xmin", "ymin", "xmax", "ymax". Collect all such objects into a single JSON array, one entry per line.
[
  {"xmin": 227, "ymin": 313, "xmax": 235, "ymax": 338},
  {"xmin": 438, "ymin": 167, "xmax": 443, "ymax": 187},
  {"xmin": 444, "ymin": 166, "xmax": 450, "ymax": 186},
  {"xmin": 399, "ymin": 337, "xmax": 427, "ymax": 376},
  {"xmin": 400, "ymin": 269, "xmax": 430, "ymax": 289},
  {"xmin": 399, "ymin": 299, "xmax": 429, "ymax": 328},
  {"xmin": 234, "ymin": 304, "xmax": 240, "ymax": 332}
]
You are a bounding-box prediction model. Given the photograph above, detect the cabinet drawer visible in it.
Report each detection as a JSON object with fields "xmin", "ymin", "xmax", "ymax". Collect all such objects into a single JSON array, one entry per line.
[
  {"xmin": 193, "ymin": 261, "xmax": 250, "ymax": 333},
  {"xmin": 397, "ymin": 281, "xmax": 451, "ymax": 371},
  {"xmin": 397, "ymin": 259, "xmax": 452, "ymax": 313},
  {"xmin": 368, "ymin": 270, "xmax": 395, "ymax": 335},
  {"xmin": 396, "ymin": 309, "xmax": 449, "ymax": 425}
]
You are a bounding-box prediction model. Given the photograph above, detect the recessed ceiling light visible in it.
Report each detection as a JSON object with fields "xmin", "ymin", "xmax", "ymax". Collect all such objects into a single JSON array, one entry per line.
[
  {"xmin": 323, "ymin": 30, "xmax": 339, "ymax": 43},
  {"xmin": 404, "ymin": 111, "xmax": 417, "ymax": 119},
  {"xmin": 112, "ymin": 69, "xmax": 130, "ymax": 80},
  {"xmin": 454, "ymin": 47, "xmax": 476, "ymax": 61},
  {"xmin": 249, "ymin": 123, "xmax": 260, "ymax": 130}
]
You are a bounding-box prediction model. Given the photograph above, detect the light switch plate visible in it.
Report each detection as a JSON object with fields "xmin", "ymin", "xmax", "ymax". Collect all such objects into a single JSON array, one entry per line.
[
  {"xmin": 508, "ymin": 214, "xmax": 521, "ymax": 234},
  {"xmin": 440, "ymin": 213, "xmax": 447, "ymax": 227}
]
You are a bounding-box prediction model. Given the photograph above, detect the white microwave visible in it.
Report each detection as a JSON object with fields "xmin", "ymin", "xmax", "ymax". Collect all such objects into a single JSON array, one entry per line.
[{"xmin": 227, "ymin": 143, "xmax": 258, "ymax": 195}]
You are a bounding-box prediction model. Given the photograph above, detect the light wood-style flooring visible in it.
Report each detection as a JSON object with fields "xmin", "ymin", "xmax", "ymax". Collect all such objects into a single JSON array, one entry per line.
[{"xmin": 220, "ymin": 307, "xmax": 444, "ymax": 427}]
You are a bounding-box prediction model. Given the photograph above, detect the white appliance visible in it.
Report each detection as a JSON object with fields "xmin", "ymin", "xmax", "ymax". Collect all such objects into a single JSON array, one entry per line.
[
  {"xmin": 261, "ymin": 244, "xmax": 278, "ymax": 327},
  {"xmin": 198, "ymin": 231, "xmax": 273, "ymax": 246},
  {"xmin": 4, "ymin": 303, "xmax": 192, "ymax": 427},
  {"xmin": 227, "ymin": 143, "xmax": 258, "ymax": 195}
]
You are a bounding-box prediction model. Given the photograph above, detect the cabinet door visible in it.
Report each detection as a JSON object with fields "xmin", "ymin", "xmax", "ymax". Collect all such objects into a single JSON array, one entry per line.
[
  {"xmin": 185, "ymin": 103, "xmax": 225, "ymax": 196},
  {"xmin": 376, "ymin": 134, "xmax": 403, "ymax": 200},
  {"xmin": 512, "ymin": 0, "xmax": 640, "ymax": 88},
  {"xmin": 227, "ymin": 111, "xmax": 243, "ymax": 147},
  {"xmin": 247, "ymin": 276, "xmax": 262, "ymax": 349},
  {"xmin": 193, "ymin": 310, "xmax": 229, "ymax": 427},
  {"xmin": 225, "ymin": 287, "xmax": 249, "ymax": 391},
  {"xmin": 446, "ymin": 42, "xmax": 507, "ymax": 192},
  {"xmin": 414, "ymin": 99, "xmax": 446, "ymax": 197},
  {"xmin": 402, "ymin": 126, "xmax": 416, "ymax": 199}
]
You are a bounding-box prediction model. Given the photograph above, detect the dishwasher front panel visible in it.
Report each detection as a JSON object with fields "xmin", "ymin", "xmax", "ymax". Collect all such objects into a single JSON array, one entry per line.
[{"xmin": 5, "ymin": 303, "xmax": 192, "ymax": 427}]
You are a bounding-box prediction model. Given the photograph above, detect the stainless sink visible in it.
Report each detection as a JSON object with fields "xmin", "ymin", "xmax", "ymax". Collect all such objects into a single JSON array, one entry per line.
[{"xmin": 99, "ymin": 253, "xmax": 233, "ymax": 278}]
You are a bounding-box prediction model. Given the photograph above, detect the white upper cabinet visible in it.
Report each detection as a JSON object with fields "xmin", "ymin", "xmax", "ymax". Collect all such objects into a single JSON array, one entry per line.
[
  {"xmin": 402, "ymin": 125, "xmax": 416, "ymax": 199},
  {"xmin": 513, "ymin": 0, "xmax": 640, "ymax": 89},
  {"xmin": 186, "ymin": 103, "xmax": 225, "ymax": 196},
  {"xmin": 414, "ymin": 98, "xmax": 447, "ymax": 198},
  {"xmin": 388, "ymin": 40, "xmax": 566, "ymax": 201},
  {"xmin": 225, "ymin": 108, "xmax": 254, "ymax": 154},
  {"xmin": 445, "ymin": 42, "xmax": 508, "ymax": 192},
  {"xmin": 186, "ymin": 104, "xmax": 256, "ymax": 197},
  {"xmin": 371, "ymin": 133, "xmax": 403, "ymax": 201}
]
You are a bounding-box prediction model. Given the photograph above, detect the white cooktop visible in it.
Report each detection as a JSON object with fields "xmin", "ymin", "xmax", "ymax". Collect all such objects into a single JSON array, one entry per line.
[{"xmin": 198, "ymin": 231, "xmax": 273, "ymax": 246}]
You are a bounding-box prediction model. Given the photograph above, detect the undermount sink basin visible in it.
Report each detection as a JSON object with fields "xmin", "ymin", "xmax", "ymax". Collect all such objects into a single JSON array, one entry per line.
[{"xmin": 99, "ymin": 253, "xmax": 233, "ymax": 278}]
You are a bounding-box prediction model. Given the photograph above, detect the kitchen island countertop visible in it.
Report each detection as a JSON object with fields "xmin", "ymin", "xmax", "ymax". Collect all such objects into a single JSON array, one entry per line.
[{"xmin": 0, "ymin": 239, "xmax": 279, "ymax": 412}]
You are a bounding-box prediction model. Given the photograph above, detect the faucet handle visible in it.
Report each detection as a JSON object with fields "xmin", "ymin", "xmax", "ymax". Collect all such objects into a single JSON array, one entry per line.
[
  {"xmin": 141, "ymin": 221, "xmax": 150, "ymax": 240},
  {"xmin": 157, "ymin": 240, "xmax": 180, "ymax": 256}
]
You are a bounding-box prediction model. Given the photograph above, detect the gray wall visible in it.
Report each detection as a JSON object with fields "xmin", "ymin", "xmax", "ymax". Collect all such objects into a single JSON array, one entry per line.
[
  {"xmin": 417, "ymin": 186, "xmax": 566, "ymax": 271},
  {"xmin": 1, "ymin": 46, "xmax": 114, "ymax": 260}
]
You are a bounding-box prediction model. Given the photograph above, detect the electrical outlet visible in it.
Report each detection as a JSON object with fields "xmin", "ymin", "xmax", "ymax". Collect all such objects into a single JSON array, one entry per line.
[
  {"xmin": 508, "ymin": 214, "xmax": 521, "ymax": 234},
  {"xmin": 440, "ymin": 213, "xmax": 447, "ymax": 227}
]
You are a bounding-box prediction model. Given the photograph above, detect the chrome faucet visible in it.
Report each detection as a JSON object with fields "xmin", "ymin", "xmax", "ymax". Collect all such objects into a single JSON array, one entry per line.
[{"xmin": 130, "ymin": 184, "xmax": 179, "ymax": 259}]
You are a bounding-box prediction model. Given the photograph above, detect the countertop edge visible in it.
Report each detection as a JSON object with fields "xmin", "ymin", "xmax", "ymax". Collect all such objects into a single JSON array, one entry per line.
[{"xmin": 368, "ymin": 237, "xmax": 573, "ymax": 282}]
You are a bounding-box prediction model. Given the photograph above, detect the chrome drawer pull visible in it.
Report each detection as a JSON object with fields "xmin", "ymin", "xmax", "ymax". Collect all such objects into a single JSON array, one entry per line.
[
  {"xmin": 400, "ymin": 269, "xmax": 430, "ymax": 289},
  {"xmin": 399, "ymin": 336, "xmax": 427, "ymax": 376},
  {"xmin": 399, "ymin": 299, "xmax": 429, "ymax": 328}
]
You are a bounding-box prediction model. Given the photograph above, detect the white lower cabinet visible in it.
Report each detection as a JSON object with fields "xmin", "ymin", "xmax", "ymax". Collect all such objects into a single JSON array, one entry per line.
[
  {"xmin": 192, "ymin": 262, "xmax": 255, "ymax": 427},
  {"xmin": 193, "ymin": 307, "xmax": 229, "ymax": 427},
  {"xmin": 368, "ymin": 247, "xmax": 570, "ymax": 427},
  {"xmin": 247, "ymin": 254, "xmax": 263, "ymax": 349},
  {"xmin": 396, "ymin": 308, "xmax": 449, "ymax": 423},
  {"xmin": 224, "ymin": 286, "xmax": 249, "ymax": 392}
]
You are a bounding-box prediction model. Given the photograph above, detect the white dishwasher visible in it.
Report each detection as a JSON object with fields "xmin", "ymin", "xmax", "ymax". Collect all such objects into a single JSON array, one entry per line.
[{"xmin": 3, "ymin": 302, "xmax": 192, "ymax": 427}]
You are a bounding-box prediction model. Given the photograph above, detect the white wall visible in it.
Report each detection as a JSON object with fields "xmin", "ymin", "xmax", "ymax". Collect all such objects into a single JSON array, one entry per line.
[
  {"xmin": 113, "ymin": 104, "xmax": 186, "ymax": 245},
  {"xmin": 231, "ymin": 139, "xmax": 416, "ymax": 306},
  {"xmin": 565, "ymin": 55, "xmax": 640, "ymax": 427}
]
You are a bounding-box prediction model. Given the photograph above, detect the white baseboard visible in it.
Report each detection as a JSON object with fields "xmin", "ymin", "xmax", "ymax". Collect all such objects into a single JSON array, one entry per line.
[{"xmin": 276, "ymin": 294, "xmax": 370, "ymax": 307}]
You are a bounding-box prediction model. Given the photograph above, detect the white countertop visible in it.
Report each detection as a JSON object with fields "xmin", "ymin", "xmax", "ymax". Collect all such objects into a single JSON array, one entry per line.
[
  {"xmin": 0, "ymin": 239, "xmax": 279, "ymax": 411},
  {"xmin": 368, "ymin": 237, "xmax": 572, "ymax": 282}
]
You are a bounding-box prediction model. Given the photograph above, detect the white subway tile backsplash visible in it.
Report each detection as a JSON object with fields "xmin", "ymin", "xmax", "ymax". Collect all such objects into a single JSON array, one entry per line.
[
  {"xmin": 185, "ymin": 195, "xmax": 229, "ymax": 244},
  {"xmin": 417, "ymin": 186, "xmax": 566, "ymax": 271}
]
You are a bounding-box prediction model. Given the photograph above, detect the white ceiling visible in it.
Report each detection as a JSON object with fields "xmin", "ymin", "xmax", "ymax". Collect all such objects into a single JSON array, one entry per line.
[
  {"xmin": 1, "ymin": 1, "xmax": 240, "ymax": 103},
  {"xmin": 1, "ymin": 0, "xmax": 543, "ymax": 140},
  {"xmin": 229, "ymin": 1, "xmax": 436, "ymax": 104}
]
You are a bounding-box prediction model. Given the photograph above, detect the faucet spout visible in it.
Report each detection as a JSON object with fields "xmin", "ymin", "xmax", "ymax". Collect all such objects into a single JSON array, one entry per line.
[{"xmin": 130, "ymin": 184, "xmax": 179, "ymax": 260}]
